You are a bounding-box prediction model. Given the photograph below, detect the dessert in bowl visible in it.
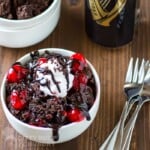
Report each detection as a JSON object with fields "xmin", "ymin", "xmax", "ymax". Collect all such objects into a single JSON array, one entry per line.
[
  {"xmin": 0, "ymin": 0, "xmax": 61, "ymax": 48},
  {"xmin": 1, "ymin": 48, "xmax": 100, "ymax": 144}
]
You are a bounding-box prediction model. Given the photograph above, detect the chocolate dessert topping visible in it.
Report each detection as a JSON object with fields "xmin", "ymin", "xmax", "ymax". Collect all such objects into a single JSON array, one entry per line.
[{"xmin": 6, "ymin": 50, "xmax": 96, "ymax": 141}]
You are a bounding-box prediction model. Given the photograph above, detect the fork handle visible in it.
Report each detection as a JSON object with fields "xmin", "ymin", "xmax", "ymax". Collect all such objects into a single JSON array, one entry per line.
[
  {"xmin": 121, "ymin": 100, "xmax": 143, "ymax": 150},
  {"xmin": 99, "ymin": 123, "xmax": 119, "ymax": 150},
  {"xmin": 99, "ymin": 101, "xmax": 132, "ymax": 150},
  {"xmin": 113, "ymin": 101, "xmax": 134, "ymax": 150}
]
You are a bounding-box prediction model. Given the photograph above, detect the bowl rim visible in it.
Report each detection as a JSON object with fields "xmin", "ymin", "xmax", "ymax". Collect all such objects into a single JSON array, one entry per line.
[
  {"xmin": 0, "ymin": 48, "xmax": 101, "ymax": 131},
  {"xmin": 0, "ymin": 0, "xmax": 58, "ymax": 24}
]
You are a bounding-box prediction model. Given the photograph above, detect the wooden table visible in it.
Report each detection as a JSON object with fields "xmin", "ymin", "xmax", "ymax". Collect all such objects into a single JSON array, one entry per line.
[{"xmin": 0, "ymin": 0, "xmax": 150, "ymax": 150}]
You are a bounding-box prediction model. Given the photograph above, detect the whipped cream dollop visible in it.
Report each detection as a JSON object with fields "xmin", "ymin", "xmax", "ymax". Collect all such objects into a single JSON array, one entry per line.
[{"xmin": 35, "ymin": 57, "xmax": 74, "ymax": 98}]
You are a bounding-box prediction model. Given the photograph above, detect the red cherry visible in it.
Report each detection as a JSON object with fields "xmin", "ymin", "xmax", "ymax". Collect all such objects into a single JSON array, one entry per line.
[
  {"xmin": 13, "ymin": 64, "xmax": 23, "ymax": 71},
  {"xmin": 71, "ymin": 53, "xmax": 86, "ymax": 64},
  {"xmin": 10, "ymin": 90, "xmax": 27, "ymax": 110},
  {"xmin": 67, "ymin": 108, "xmax": 84, "ymax": 122},
  {"xmin": 7, "ymin": 68, "xmax": 18, "ymax": 83},
  {"xmin": 73, "ymin": 73, "xmax": 88, "ymax": 90},
  {"xmin": 72, "ymin": 61, "xmax": 83, "ymax": 72},
  {"xmin": 71, "ymin": 53, "xmax": 87, "ymax": 72},
  {"xmin": 13, "ymin": 64, "xmax": 28, "ymax": 77},
  {"xmin": 7, "ymin": 64, "xmax": 28, "ymax": 83},
  {"xmin": 37, "ymin": 57, "xmax": 48, "ymax": 65}
]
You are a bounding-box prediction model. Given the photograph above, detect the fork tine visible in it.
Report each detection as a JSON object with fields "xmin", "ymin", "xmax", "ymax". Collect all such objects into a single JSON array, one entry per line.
[
  {"xmin": 144, "ymin": 60, "xmax": 150, "ymax": 82},
  {"xmin": 132, "ymin": 58, "xmax": 139, "ymax": 83},
  {"xmin": 125, "ymin": 58, "xmax": 133, "ymax": 83},
  {"xmin": 138, "ymin": 59, "xmax": 145, "ymax": 84}
]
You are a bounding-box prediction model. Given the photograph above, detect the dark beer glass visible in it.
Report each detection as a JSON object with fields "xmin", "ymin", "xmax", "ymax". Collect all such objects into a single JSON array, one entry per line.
[{"xmin": 85, "ymin": 0, "xmax": 139, "ymax": 47}]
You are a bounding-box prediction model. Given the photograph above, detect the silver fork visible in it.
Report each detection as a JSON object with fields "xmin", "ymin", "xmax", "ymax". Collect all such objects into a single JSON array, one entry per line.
[
  {"xmin": 100, "ymin": 58, "xmax": 146, "ymax": 150},
  {"xmin": 114, "ymin": 59, "xmax": 147, "ymax": 150},
  {"xmin": 121, "ymin": 62, "xmax": 150, "ymax": 150}
]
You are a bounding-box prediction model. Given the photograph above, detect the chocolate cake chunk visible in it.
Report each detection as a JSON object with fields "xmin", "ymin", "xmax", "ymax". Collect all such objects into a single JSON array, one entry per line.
[
  {"xmin": 16, "ymin": 4, "xmax": 34, "ymax": 19},
  {"xmin": 0, "ymin": 0, "xmax": 13, "ymax": 19}
]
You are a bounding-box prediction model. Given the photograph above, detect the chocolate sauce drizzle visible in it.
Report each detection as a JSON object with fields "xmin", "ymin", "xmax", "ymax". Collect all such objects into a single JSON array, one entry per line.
[
  {"xmin": 48, "ymin": 70, "xmax": 61, "ymax": 93},
  {"xmin": 52, "ymin": 125, "xmax": 59, "ymax": 141}
]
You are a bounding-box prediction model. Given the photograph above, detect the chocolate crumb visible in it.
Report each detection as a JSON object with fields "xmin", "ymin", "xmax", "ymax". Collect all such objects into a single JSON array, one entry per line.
[{"xmin": 0, "ymin": 0, "xmax": 53, "ymax": 19}]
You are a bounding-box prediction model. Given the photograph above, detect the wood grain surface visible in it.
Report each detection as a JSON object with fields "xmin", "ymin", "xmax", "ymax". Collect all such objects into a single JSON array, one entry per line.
[{"xmin": 0, "ymin": 0, "xmax": 150, "ymax": 150}]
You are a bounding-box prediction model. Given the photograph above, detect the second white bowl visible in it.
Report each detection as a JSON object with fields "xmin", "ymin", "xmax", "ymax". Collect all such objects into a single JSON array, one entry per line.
[{"xmin": 0, "ymin": 0, "xmax": 61, "ymax": 48}]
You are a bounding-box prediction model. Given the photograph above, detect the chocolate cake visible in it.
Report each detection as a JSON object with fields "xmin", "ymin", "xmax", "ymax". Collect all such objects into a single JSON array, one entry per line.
[
  {"xmin": 6, "ymin": 50, "xmax": 96, "ymax": 141},
  {"xmin": 0, "ymin": 0, "xmax": 53, "ymax": 19}
]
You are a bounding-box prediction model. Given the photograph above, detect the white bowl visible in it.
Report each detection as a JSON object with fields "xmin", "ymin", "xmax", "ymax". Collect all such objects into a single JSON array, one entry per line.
[
  {"xmin": 0, "ymin": 0, "xmax": 61, "ymax": 48},
  {"xmin": 1, "ymin": 48, "xmax": 100, "ymax": 144}
]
